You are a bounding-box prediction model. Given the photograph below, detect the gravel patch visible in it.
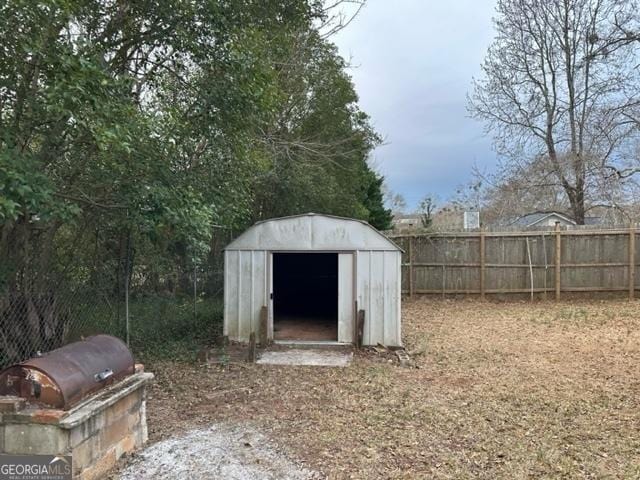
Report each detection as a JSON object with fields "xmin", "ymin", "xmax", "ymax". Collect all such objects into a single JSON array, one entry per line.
[{"xmin": 118, "ymin": 424, "xmax": 320, "ymax": 480}]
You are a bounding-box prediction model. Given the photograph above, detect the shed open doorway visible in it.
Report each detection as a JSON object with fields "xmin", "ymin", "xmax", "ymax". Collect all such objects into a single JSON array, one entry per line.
[{"xmin": 273, "ymin": 252, "xmax": 338, "ymax": 341}]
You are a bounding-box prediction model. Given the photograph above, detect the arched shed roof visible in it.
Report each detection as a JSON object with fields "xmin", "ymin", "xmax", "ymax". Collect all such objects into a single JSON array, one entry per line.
[{"xmin": 226, "ymin": 213, "xmax": 402, "ymax": 251}]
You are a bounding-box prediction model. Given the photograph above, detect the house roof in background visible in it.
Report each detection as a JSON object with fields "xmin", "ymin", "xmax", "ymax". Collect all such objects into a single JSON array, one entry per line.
[{"xmin": 511, "ymin": 211, "xmax": 576, "ymax": 227}]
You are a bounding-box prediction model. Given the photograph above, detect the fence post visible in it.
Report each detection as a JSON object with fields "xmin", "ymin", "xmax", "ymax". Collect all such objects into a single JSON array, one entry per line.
[
  {"xmin": 124, "ymin": 274, "xmax": 130, "ymax": 347},
  {"xmin": 479, "ymin": 229, "xmax": 486, "ymax": 300},
  {"xmin": 555, "ymin": 222, "xmax": 561, "ymax": 301},
  {"xmin": 124, "ymin": 226, "xmax": 132, "ymax": 347},
  {"xmin": 629, "ymin": 225, "xmax": 635, "ymax": 300},
  {"xmin": 408, "ymin": 236, "xmax": 414, "ymax": 297},
  {"xmin": 193, "ymin": 260, "xmax": 198, "ymax": 320}
]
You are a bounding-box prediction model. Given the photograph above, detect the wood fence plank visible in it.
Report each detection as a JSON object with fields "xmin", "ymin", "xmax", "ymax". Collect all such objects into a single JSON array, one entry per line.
[
  {"xmin": 630, "ymin": 226, "xmax": 635, "ymax": 300},
  {"xmin": 480, "ymin": 230, "xmax": 486, "ymax": 299},
  {"xmin": 555, "ymin": 223, "xmax": 561, "ymax": 301},
  {"xmin": 408, "ymin": 236, "xmax": 414, "ymax": 297},
  {"xmin": 395, "ymin": 227, "xmax": 634, "ymax": 298}
]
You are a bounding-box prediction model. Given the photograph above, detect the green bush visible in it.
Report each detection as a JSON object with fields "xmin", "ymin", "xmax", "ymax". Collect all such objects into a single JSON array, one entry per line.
[
  {"xmin": 67, "ymin": 295, "xmax": 223, "ymax": 362},
  {"xmin": 129, "ymin": 296, "xmax": 223, "ymax": 362}
]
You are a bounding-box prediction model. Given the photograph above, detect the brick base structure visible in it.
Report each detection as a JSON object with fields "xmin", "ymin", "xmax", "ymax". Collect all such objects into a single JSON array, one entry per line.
[{"xmin": 0, "ymin": 371, "xmax": 153, "ymax": 479}]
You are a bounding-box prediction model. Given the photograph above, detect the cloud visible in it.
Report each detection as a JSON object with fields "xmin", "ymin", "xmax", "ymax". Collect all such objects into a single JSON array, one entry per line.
[{"xmin": 333, "ymin": 0, "xmax": 498, "ymax": 209}]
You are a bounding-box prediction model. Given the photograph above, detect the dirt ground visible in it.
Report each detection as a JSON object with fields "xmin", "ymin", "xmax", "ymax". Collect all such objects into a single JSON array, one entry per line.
[{"xmin": 133, "ymin": 298, "xmax": 640, "ymax": 479}]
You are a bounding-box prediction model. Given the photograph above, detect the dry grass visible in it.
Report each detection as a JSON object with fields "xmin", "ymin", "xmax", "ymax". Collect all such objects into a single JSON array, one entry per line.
[{"xmin": 143, "ymin": 299, "xmax": 640, "ymax": 479}]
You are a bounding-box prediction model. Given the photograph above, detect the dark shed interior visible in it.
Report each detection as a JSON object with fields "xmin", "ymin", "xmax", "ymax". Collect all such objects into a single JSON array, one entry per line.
[{"xmin": 273, "ymin": 252, "xmax": 338, "ymax": 341}]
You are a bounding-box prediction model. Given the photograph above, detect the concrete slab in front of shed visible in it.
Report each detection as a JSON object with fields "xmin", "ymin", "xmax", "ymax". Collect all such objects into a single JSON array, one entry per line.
[{"xmin": 257, "ymin": 349, "xmax": 353, "ymax": 367}]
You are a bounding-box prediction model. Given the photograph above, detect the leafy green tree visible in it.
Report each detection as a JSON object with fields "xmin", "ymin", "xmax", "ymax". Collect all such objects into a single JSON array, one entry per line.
[
  {"xmin": 249, "ymin": 31, "xmax": 383, "ymax": 225},
  {"xmin": 0, "ymin": 0, "xmax": 384, "ymax": 298},
  {"xmin": 363, "ymin": 169, "xmax": 393, "ymax": 230}
]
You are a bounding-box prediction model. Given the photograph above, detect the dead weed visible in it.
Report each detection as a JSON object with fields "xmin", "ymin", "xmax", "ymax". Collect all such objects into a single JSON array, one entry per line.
[{"xmin": 142, "ymin": 299, "xmax": 640, "ymax": 479}]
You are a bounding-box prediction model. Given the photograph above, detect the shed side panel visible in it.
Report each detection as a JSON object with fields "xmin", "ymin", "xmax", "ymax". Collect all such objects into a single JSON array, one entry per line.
[
  {"xmin": 224, "ymin": 250, "xmax": 239, "ymax": 339},
  {"xmin": 238, "ymin": 251, "xmax": 253, "ymax": 340},
  {"xmin": 357, "ymin": 252, "xmax": 371, "ymax": 345},
  {"xmin": 356, "ymin": 250, "xmax": 402, "ymax": 347},
  {"xmin": 369, "ymin": 252, "xmax": 385, "ymax": 345},
  {"xmin": 238, "ymin": 251, "xmax": 253, "ymax": 339},
  {"xmin": 224, "ymin": 250, "xmax": 267, "ymax": 342},
  {"xmin": 383, "ymin": 251, "xmax": 401, "ymax": 346},
  {"xmin": 251, "ymin": 251, "xmax": 267, "ymax": 335},
  {"xmin": 338, "ymin": 253, "xmax": 354, "ymax": 343}
]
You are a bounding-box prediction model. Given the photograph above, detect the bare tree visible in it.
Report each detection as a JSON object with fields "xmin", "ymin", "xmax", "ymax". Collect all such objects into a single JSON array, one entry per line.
[
  {"xmin": 383, "ymin": 187, "xmax": 407, "ymax": 216},
  {"xmin": 453, "ymin": 161, "xmax": 636, "ymax": 226},
  {"xmin": 469, "ymin": 0, "xmax": 640, "ymax": 224},
  {"xmin": 319, "ymin": 1, "xmax": 367, "ymax": 38},
  {"xmin": 418, "ymin": 195, "xmax": 438, "ymax": 228}
]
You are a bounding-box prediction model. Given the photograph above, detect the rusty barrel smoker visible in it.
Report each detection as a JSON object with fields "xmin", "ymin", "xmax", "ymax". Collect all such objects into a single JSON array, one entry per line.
[{"xmin": 0, "ymin": 335, "xmax": 134, "ymax": 410}]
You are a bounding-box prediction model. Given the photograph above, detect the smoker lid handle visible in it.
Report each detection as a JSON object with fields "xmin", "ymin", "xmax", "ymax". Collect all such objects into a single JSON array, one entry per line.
[{"xmin": 94, "ymin": 369, "xmax": 114, "ymax": 382}]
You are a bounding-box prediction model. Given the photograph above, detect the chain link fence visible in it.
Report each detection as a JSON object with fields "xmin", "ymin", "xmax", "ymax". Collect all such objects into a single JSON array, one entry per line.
[
  {"xmin": 0, "ymin": 258, "xmax": 122, "ymax": 369},
  {"xmin": 0, "ymin": 227, "xmax": 234, "ymax": 370}
]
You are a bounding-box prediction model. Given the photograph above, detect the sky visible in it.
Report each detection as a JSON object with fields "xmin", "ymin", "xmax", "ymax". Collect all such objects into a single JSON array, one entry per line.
[{"xmin": 333, "ymin": 0, "xmax": 498, "ymax": 211}]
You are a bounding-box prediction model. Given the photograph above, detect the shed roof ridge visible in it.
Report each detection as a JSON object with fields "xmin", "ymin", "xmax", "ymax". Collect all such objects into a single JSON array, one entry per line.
[{"xmin": 226, "ymin": 213, "xmax": 403, "ymax": 252}]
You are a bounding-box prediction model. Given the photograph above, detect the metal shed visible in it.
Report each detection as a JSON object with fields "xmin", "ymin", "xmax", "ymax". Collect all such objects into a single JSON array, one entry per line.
[{"xmin": 224, "ymin": 213, "xmax": 403, "ymax": 346}]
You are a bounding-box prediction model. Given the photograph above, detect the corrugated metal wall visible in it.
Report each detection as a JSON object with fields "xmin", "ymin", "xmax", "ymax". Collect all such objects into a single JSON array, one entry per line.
[
  {"xmin": 224, "ymin": 249, "xmax": 402, "ymax": 347},
  {"xmin": 224, "ymin": 214, "xmax": 402, "ymax": 347},
  {"xmin": 337, "ymin": 253, "xmax": 355, "ymax": 343},
  {"xmin": 223, "ymin": 250, "xmax": 267, "ymax": 340},
  {"xmin": 356, "ymin": 250, "xmax": 402, "ymax": 346}
]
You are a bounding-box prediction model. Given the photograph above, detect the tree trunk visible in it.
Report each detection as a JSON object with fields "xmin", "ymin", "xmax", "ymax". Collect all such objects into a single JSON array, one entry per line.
[{"xmin": 567, "ymin": 187, "xmax": 586, "ymax": 224}]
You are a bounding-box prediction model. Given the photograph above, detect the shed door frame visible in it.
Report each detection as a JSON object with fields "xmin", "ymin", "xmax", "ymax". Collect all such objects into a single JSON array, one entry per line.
[{"xmin": 268, "ymin": 250, "xmax": 356, "ymax": 343}]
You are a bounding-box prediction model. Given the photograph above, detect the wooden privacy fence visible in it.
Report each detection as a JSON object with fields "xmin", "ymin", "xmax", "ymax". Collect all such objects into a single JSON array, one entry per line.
[{"xmin": 390, "ymin": 225, "xmax": 639, "ymax": 299}]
